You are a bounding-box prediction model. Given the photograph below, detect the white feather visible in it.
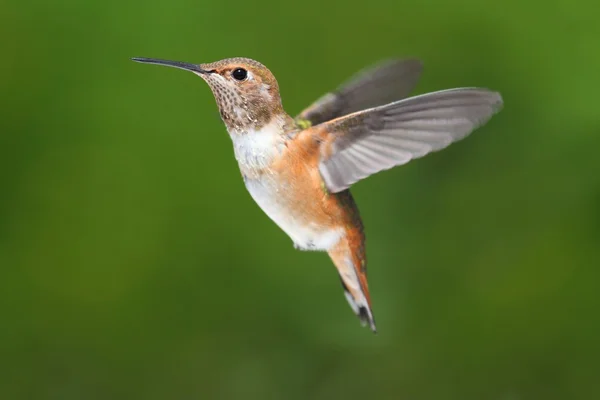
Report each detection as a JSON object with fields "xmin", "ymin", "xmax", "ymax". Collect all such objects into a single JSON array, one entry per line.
[{"xmin": 230, "ymin": 118, "xmax": 344, "ymax": 251}]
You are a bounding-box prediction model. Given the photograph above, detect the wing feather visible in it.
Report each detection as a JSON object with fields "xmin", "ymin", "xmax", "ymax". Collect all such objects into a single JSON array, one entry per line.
[
  {"xmin": 296, "ymin": 59, "xmax": 423, "ymax": 127},
  {"xmin": 315, "ymin": 88, "xmax": 503, "ymax": 192}
]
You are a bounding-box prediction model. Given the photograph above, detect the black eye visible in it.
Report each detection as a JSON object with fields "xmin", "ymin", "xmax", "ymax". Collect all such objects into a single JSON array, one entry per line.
[{"xmin": 232, "ymin": 68, "xmax": 247, "ymax": 81}]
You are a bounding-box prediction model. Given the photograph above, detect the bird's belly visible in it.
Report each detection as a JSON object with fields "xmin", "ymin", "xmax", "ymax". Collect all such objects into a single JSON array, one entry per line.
[{"xmin": 244, "ymin": 178, "xmax": 343, "ymax": 251}]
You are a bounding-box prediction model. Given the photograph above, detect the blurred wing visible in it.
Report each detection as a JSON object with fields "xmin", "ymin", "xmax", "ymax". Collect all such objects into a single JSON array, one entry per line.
[
  {"xmin": 315, "ymin": 88, "xmax": 503, "ymax": 192},
  {"xmin": 295, "ymin": 59, "xmax": 423, "ymax": 127}
]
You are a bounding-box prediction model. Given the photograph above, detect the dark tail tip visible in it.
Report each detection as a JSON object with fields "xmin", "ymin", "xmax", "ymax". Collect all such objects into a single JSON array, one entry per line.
[
  {"xmin": 340, "ymin": 277, "xmax": 377, "ymax": 333},
  {"xmin": 358, "ymin": 306, "xmax": 377, "ymax": 333}
]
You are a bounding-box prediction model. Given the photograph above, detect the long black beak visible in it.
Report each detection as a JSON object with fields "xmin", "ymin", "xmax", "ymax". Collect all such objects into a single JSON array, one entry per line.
[{"xmin": 131, "ymin": 57, "xmax": 212, "ymax": 74}]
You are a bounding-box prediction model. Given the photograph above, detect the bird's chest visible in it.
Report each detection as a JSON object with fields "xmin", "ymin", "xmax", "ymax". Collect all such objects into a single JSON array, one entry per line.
[
  {"xmin": 243, "ymin": 173, "xmax": 341, "ymax": 251},
  {"xmin": 230, "ymin": 123, "xmax": 343, "ymax": 251}
]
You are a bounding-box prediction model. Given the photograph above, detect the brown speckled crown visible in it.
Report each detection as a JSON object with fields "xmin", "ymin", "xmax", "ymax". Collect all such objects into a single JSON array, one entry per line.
[{"xmin": 198, "ymin": 58, "xmax": 288, "ymax": 133}]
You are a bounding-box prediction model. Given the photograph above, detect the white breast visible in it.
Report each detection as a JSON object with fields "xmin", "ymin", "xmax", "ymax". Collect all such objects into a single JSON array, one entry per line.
[
  {"xmin": 243, "ymin": 177, "xmax": 343, "ymax": 251},
  {"xmin": 229, "ymin": 119, "xmax": 343, "ymax": 251},
  {"xmin": 231, "ymin": 122, "xmax": 282, "ymax": 171}
]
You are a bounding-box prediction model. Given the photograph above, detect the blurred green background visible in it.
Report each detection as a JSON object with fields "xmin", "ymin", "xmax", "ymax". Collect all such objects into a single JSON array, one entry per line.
[{"xmin": 1, "ymin": 0, "xmax": 599, "ymax": 399}]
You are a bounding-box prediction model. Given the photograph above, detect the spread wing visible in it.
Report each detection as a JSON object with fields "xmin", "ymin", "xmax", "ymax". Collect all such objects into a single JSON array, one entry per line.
[
  {"xmin": 295, "ymin": 59, "xmax": 423, "ymax": 127},
  {"xmin": 314, "ymin": 88, "xmax": 503, "ymax": 193}
]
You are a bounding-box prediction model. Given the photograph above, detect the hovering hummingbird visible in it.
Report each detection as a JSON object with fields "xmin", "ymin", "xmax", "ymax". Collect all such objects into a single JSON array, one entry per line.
[{"xmin": 132, "ymin": 56, "xmax": 503, "ymax": 332}]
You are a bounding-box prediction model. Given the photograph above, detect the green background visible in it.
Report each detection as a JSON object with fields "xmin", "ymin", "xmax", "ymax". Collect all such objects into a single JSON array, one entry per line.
[{"xmin": 1, "ymin": 0, "xmax": 598, "ymax": 399}]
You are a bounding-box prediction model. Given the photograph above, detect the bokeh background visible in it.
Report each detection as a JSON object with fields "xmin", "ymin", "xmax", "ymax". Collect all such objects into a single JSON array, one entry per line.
[{"xmin": 1, "ymin": 0, "xmax": 599, "ymax": 399}]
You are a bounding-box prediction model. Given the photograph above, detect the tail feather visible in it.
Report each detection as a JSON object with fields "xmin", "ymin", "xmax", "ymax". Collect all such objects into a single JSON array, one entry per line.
[
  {"xmin": 340, "ymin": 277, "xmax": 377, "ymax": 332},
  {"xmin": 329, "ymin": 239, "xmax": 376, "ymax": 332}
]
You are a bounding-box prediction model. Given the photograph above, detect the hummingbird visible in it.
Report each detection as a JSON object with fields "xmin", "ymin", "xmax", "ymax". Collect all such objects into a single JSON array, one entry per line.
[{"xmin": 132, "ymin": 56, "xmax": 503, "ymax": 332}]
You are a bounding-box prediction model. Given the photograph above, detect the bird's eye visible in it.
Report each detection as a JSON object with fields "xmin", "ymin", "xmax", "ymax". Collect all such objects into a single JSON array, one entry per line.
[{"xmin": 232, "ymin": 68, "xmax": 248, "ymax": 81}]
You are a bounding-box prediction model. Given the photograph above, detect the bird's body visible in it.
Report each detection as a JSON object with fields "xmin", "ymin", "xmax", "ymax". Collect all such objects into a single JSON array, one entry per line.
[
  {"xmin": 229, "ymin": 110, "xmax": 374, "ymax": 326},
  {"xmin": 235, "ymin": 117, "xmax": 351, "ymax": 253},
  {"xmin": 132, "ymin": 56, "xmax": 503, "ymax": 332}
]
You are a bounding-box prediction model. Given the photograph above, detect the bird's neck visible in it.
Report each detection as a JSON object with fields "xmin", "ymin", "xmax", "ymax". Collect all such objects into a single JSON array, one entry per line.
[{"xmin": 229, "ymin": 113, "xmax": 296, "ymax": 172}]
